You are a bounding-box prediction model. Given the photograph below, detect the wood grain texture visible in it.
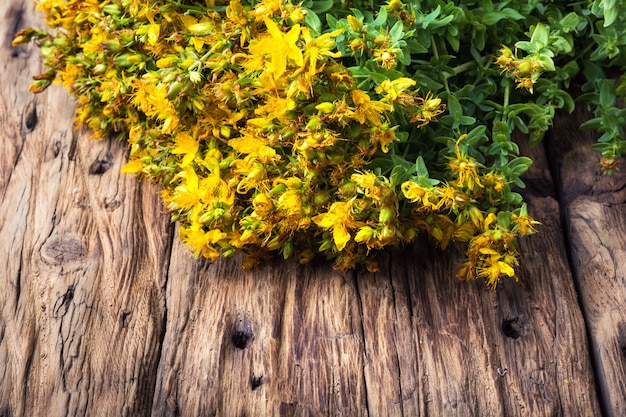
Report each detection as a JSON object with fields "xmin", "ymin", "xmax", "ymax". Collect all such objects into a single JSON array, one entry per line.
[
  {"xmin": 0, "ymin": 1, "xmax": 616, "ymax": 416},
  {"xmin": 1, "ymin": 2, "xmax": 172, "ymax": 416},
  {"xmin": 550, "ymin": 108, "xmax": 626, "ymax": 417}
]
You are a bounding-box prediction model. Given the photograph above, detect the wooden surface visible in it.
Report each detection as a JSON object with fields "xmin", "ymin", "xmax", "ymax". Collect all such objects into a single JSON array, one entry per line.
[{"xmin": 1, "ymin": 2, "xmax": 625, "ymax": 416}]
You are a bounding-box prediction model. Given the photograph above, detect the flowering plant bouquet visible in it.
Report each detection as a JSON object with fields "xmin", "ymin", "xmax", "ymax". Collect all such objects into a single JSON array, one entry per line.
[{"xmin": 15, "ymin": 0, "xmax": 626, "ymax": 286}]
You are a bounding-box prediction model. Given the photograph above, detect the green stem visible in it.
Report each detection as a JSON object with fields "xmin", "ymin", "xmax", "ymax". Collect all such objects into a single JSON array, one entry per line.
[
  {"xmin": 444, "ymin": 61, "xmax": 475, "ymax": 78},
  {"xmin": 431, "ymin": 35, "xmax": 450, "ymax": 94},
  {"xmin": 503, "ymin": 80, "xmax": 510, "ymax": 110}
]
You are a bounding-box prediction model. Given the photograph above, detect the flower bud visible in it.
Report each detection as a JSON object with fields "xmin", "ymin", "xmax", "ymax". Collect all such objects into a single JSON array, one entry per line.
[
  {"xmin": 103, "ymin": 4, "xmax": 121, "ymax": 15},
  {"xmin": 187, "ymin": 22, "xmax": 214, "ymax": 34},
  {"xmin": 348, "ymin": 38, "xmax": 367, "ymax": 51},
  {"xmin": 378, "ymin": 206, "xmax": 395, "ymax": 223},
  {"xmin": 355, "ymin": 226, "xmax": 374, "ymax": 243},
  {"xmin": 315, "ymin": 102, "xmax": 336, "ymax": 114},
  {"xmin": 93, "ymin": 63, "xmax": 107, "ymax": 74},
  {"xmin": 189, "ymin": 71, "xmax": 202, "ymax": 83},
  {"xmin": 516, "ymin": 60, "xmax": 532, "ymax": 75},
  {"xmin": 167, "ymin": 81, "xmax": 183, "ymax": 99},
  {"xmin": 282, "ymin": 240, "xmax": 294, "ymax": 259},
  {"xmin": 281, "ymin": 177, "xmax": 303, "ymax": 190},
  {"xmin": 347, "ymin": 15, "xmax": 363, "ymax": 32},
  {"xmin": 306, "ymin": 116, "xmax": 321, "ymax": 130},
  {"xmin": 339, "ymin": 181, "xmax": 357, "ymax": 198},
  {"xmin": 313, "ymin": 191, "xmax": 329, "ymax": 206}
]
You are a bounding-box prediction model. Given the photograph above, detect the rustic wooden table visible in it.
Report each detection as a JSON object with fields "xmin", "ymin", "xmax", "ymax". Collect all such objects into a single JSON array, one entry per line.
[{"xmin": 2, "ymin": 2, "xmax": 625, "ymax": 416}]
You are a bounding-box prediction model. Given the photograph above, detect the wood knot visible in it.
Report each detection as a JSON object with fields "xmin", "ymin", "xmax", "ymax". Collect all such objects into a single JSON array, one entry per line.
[
  {"xmin": 23, "ymin": 103, "xmax": 38, "ymax": 132},
  {"xmin": 501, "ymin": 316, "xmax": 528, "ymax": 339},
  {"xmin": 89, "ymin": 151, "xmax": 114, "ymax": 175},
  {"xmin": 41, "ymin": 235, "xmax": 87, "ymax": 265},
  {"xmin": 251, "ymin": 375, "xmax": 264, "ymax": 390},
  {"xmin": 231, "ymin": 318, "xmax": 254, "ymax": 349}
]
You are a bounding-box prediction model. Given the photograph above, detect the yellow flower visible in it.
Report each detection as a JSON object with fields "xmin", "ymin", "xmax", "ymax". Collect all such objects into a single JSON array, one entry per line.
[
  {"xmin": 130, "ymin": 80, "xmax": 179, "ymax": 133},
  {"xmin": 179, "ymin": 224, "xmax": 224, "ymax": 260},
  {"xmin": 476, "ymin": 248, "xmax": 518, "ymax": 288},
  {"xmin": 180, "ymin": 15, "xmax": 214, "ymax": 52},
  {"xmin": 402, "ymin": 181, "xmax": 442, "ymax": 210},
  {"xmin": 228, "ymin": 133, "xmax": 267, "ymax": 155},
  {"xmin": 120, "ymin": 158, "xmax": 145, "ymax": 174},
  {"xmin": 376, "ymin": 77, "xmax": 416, "ymax": 103},
  {"xmin": 166, "ymin": 166, "xmax": 200, "ymax": 210},
  {"xmin": 347, "ymin": 15, "xmax": 363, "ymax": 32},
  {"xmin": 254, "ymin": 95, "xmax": 297, "ymax": 124},
  {"xmin": 300, "ymin": 27, "xmax": 342, "ymax": 75},
  {"xmin": 351, "ymin": 171, "xmax": 390, "ymax": 201},
  {"xmin": 171, "ymin": 132, "xmax": 199, "ymax": 167},
  {"xmin": 494, "ymin": 45, "xmax": 516, "ymax": 71},
  {"xmin": 354, "ymin": 226, "xmax": 375, "ymax": 245},
  {"xmin": 136, "ymin": 23, "xmax": 161, "ymax": 46},
  {"xmin": 253, "ymin": 193, "xmax": 274, "ymax": 216},
  {"xmin": 56, "ymin": 63, "xmax": 83, "ymax": 91},
  {"xmin": 449, "ymin": 134, "xmax": 483, "ymax": 191},
  {"xmin": 374, "ymin": 49, "xmax": 398, "ymax": 70},
  {"xmin": 512, "ymin": 212, "xmax": 539, "ymax": 235},
  {"xmin": 401, "ymin": 181, "xmax": 427, "ymax": 202},
  {"xmin": 410, "ymin": 92, "xmax": 445, "ymax": 127},
  {"xmin": 349, "ymin": 90, "xmax": 392, "ymax": 126},
  {"xmin": 252, "ymin": 0, "xmax": 283, "ymax": 19},
  {"xmin": 371, "ymin": 123, "xmax": 396, "ymax": 153},
  {"xmin": 312, "ymin": 201, "xmax": 360, "ymax": 251},
  {"xmin": 248, "ymin": 17, "xmax": 303, "ymax": 79}
]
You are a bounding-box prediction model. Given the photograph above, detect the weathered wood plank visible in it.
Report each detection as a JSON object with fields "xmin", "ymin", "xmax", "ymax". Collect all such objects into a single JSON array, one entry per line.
[
  {"xmin": 1, "ymin": 2, "xmax": 172, "ymax": 416},
  {"xmin": 551, "ymin": 109, "xmax": 626, "ymax": 417},
  {"xmin": 152, "ymin": 246, "xmax": 368, "ymax": 416},
  {"xmin": 355, "ymin": 202, "xmax": 599, "ymax": 416}
]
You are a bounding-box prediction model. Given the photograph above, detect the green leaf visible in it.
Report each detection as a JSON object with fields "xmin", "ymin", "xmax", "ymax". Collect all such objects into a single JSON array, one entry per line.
[
  {"xmin": 500, "ymin": 8, "xmax": 524, "ymax": 21},
  {"xmin": 599, "ymin": 79, "xmax": 616, "ymax": 108},
  {"xmin": 389, "ymin": 20, "xmax": 404, "ymax": 41},
  {"xmin": 398, "ymin": 49, "xmax": 412, "ymax": 66},
  {"xmin": 428, "ymin": 14, "xmax": 455, "ymax": 30},
  {"xmin": 304, "ymin": 10, "xmax": 322, "ymax": 34},
  {"xmin": 492, "ymin": 121, "xmax": 511, "ymax": 144},
  {"xmin": 459, "ymin": 115, "xmax": 476, "ymax": 125},
  {"xmin": 422, "ymin": 5, "xmax": 441, "ymax": 28},
  {"xmin": 530, "ymin": 23, "xmax": 549, "ymax": 48},
  {"xmin": 415, "ymin": 156, "xmax": 429, "ymax": 177},
  {"xmin": 482, "ymin": 12, "xmax": 506, "ymax": 26},
  {"xmin": 603, "ymin": 6, "xmax": 618, "ymax": 27},
  {"xmin": 538, "ymin": 55, "xmax": 555, "ymax": 72},
  {"xmin": 447, "ymin": 94, "xmax": 462, "ymax": 118},
  {"xmin": 368, "ymin": 71, "xmax": 388, "ymax": 85},
  {"xmin": 559, "ymin": 12, "xmax": 584, "ymax": 32},
  {"xmin": 308, "ymin": 0, "xmax": 333, "ymax": 14},
  {"xmin": 507, "ymin": 156, "xmax": 533, "ymax": 177},
  {"xmin": 390, "ymin": 164, "xmax": 409, "ymax": 185},
  {"xmin": 371, "ymin": 7, "xmax": 387, "ymax": 27},
  {"xmin": 464, "ymin": 125, "xmax": 487, "ymax": 146}
]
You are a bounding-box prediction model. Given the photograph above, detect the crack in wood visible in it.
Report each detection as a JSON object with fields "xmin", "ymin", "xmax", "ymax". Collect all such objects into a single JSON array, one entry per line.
[
  {"xmin": 5, "ymin": 4, "xmax": 24, "ymax": 57},
  {"xmin": 52, "ymin": 284, "xmax": 75, "ymax": 320}
]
